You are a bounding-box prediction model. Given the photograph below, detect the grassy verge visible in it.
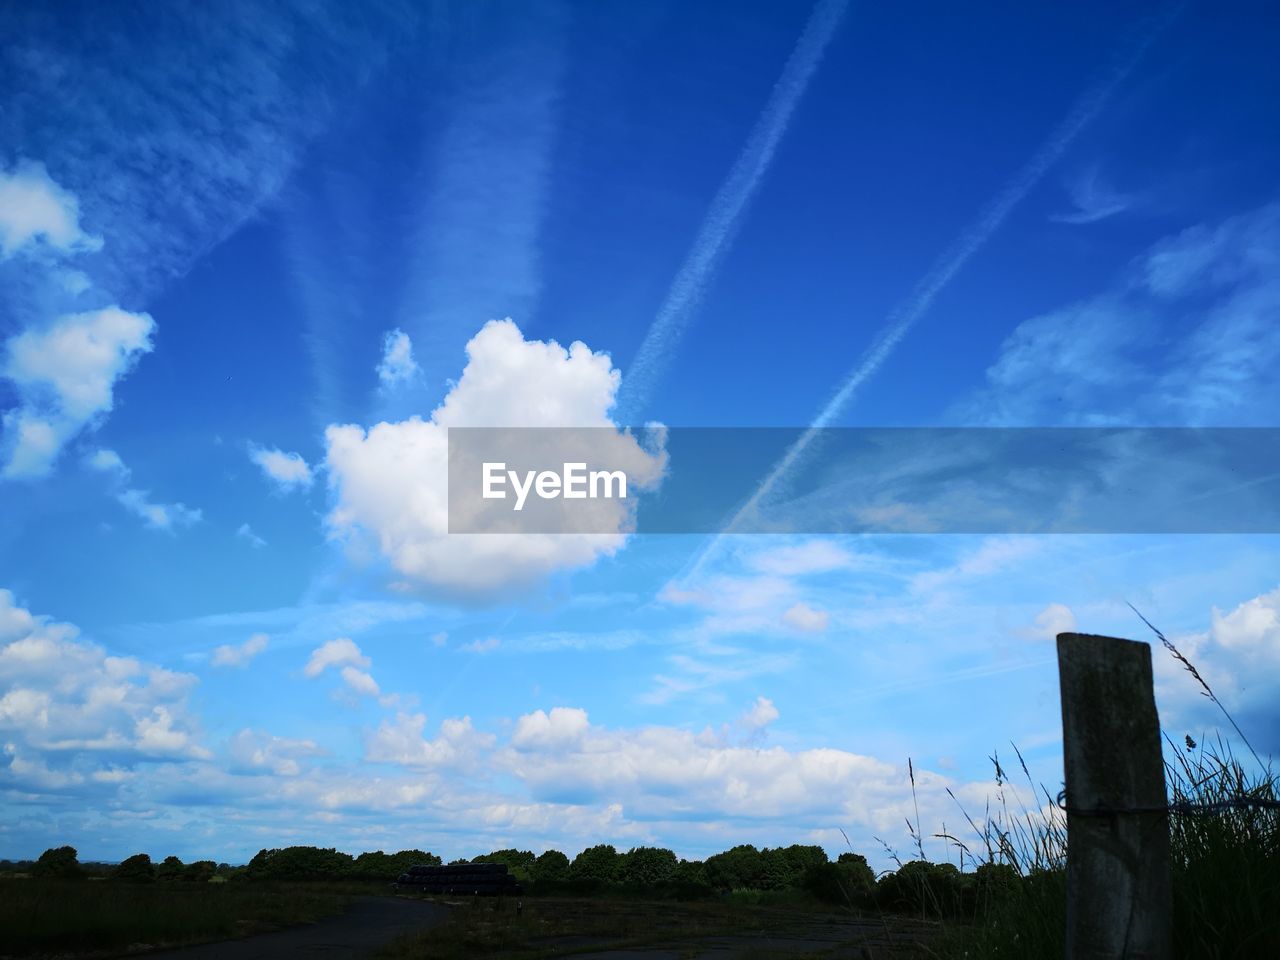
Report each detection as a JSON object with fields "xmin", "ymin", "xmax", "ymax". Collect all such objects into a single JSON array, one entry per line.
[{"xmin": 0, "ymin": 879, "xmax": 387, "ymax": 956}]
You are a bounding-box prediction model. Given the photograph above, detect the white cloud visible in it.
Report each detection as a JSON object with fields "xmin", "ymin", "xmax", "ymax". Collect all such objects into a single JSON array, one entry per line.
[
  {"xmin": 0, "ymin": 160, "xmax": 101, "ymax": 258},
  {"xmin": 247, "ymin": 445, "xmax": 313, "ymax": 492},
  {"xmin": 324, "ymin": 319, "xmax": 667, "ymax": 597},
  {"xmin": 740, "ymin": 696, "xmax": 780, "ymax": 730},
  {"xmin": 303, "ymin": 637, "xmax": 370, "ymax": 678},
  {"xmin": 85, "ymin": 447, "xmax": 128, "ymax": 479},
  {"xmin": 236, "ymin": 523, "xmax": 267, "ymax": 548},
  {"xmin": 1028, "ymin": 603, "xmax": 1077, "ymax": 642},
  {"xmin": 430, "ymin": 631, "xmax": 448, "ymax": 648},
  {"xmin": 227, "ymin": 728, "xmax": 321, "ymax": 777},
  {"xmin": 511, "ymin": 707, "xmax": 590, "ymax": 750},
  {"xmin": 461, "ymin": 637, "xmax": 500, "ymax": 654},
  {"xmin": 365, "ymin": 712, "xmax": 495, "ymax": 769},
  {"xmin": 340, "ymin": 665, "xmax": 381, "ymax": 698},
  {"xmin": 782, "ymin": 602, "xmax": 829, "ymax": 633},
  {"xmin": 116, "ymin": 488, "xmax": 202, "ymax": 532},
  {"xmin": 0, "ymin": 589, "xmax": 207, "ymax": 760},
  {"xmin": 748, "ymin": 540, "xmax": 856, "ymax": 576},
  {"xmin": 84, "ymin": 447, "xmax": 202, "ymax": 532},
  {"xmin": 211, "ymin": 633, "xmax": 268, "ymax": 668},
  {"xmin": 960, "ymin": 202, "xmax": 1280, "ymax": 427},
  {"xmin": 912, "ymin": 537, "xmax": 1042, "ymax": 596},
  {"xmin": 2, "ymin": 307, "xmax": 154, "ymax": 478},
  {"xmin": 377, "ymin": 328, "xmax": 420, "ymax": 387}
]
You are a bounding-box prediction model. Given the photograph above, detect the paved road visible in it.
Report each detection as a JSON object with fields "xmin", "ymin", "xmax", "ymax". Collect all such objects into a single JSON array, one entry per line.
[{"xmin": 142, "ymin": 896, "xmax": 450, "ymax": 959}]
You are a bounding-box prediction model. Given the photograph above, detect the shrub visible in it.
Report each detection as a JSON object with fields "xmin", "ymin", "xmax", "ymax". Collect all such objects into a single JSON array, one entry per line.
[
  {"xmin": 182, "ymin": 860, "xmax": 218, "ymax": 882},
  {"xmin": 568, "ymin": 844, "xmax": 620, "ymax": 883},
  {"xmin": 877, "ymin": 860, "xmax": 967, "ymax": 917},
  {"xmin": 156, "ymin": 856, "xmax": 185, "ymax": 881},
  {"xmin": 532, "ymin": 849, "xmax": 570, "ymax": 883},
  {"xmin": 619, "ymin": 846, "xmax": 677, "ymax": 887},
  {"xmin": 802, "ymin": 853, "xmax": 876, "ymax": 906},
  {"xmin": 245, "ymin": 846, "xmax": 354, "ymax": 881},
  {"xmin": 32, "ymin": 846, "xmax": 83, "ymax": 880},
  {"xmin": 113, "ymin": 853, "xmax": 155, "ymax": 883}
]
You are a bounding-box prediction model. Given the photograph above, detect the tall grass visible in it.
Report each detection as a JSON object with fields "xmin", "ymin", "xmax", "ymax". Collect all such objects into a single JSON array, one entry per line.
[{"xmin": 928, "ymin": 616, "xmax": 1279, "ymax": 958}]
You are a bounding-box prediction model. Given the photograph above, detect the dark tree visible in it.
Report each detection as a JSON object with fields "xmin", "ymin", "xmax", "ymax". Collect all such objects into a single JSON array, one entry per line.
[
  {"xmin": 533, "ymin": 849, "xmax": 570, "ymax": 882},
  {"xmin": 113, "ymin": 853, "xmax": 156, "ymax": 883},
  {"xmin": 619, "ymin": 846, "xmax": 677, "ymax": 886},
  {"xmin": 32, "ymin": 846, "xmax": 83, "ymax": 879}
]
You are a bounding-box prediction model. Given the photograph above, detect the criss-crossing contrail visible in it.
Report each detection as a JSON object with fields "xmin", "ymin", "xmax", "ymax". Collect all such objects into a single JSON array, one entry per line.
[
  {"xmin": 614, "ymin": 0, "xmax": 850, "ymax": 424},
  {"xmin": 680, "ymin": 5, "xmax": 1184, "ymax": 582}
]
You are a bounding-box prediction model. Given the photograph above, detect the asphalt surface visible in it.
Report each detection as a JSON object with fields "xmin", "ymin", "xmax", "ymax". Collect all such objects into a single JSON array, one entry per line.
[{"xmin": 140, "ymin": 895, "xmax": 451, "ymax": 959}]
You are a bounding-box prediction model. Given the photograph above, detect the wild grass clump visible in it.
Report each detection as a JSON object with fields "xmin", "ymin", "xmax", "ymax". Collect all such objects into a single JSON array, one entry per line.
[{"xmin": 929, "ymin": 612, "xmax": 1279, "ymax": 958}]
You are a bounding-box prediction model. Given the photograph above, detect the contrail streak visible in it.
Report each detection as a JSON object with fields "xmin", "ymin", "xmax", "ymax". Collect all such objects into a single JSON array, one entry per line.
[
  {"xmin": 614, "ymin": 0, "xmax": 850, "ymax": 423},
  {"xmin": 681, "ymin": 5, "xmax": 1183, "ymax": 582}
]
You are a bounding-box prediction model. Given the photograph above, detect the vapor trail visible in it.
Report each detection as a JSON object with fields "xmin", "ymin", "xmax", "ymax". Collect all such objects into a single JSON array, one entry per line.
[
  {"xmin": 682, "ymin": 5, "xmax": 1182, "ymax": 581},
  {"xmin": 614, "ymin": 0, "xmax": 849, "ymax": 423}
]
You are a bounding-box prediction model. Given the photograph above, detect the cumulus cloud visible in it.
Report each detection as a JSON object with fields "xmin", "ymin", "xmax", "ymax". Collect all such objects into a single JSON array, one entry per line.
[
  {"xmin": 236, "ymin": 523, "xmax": 267, "ymax": 548},
  {"xmin": 512, "ymin": 707, "xmax": 590, "ymax": 750},
  {"xmin": 365, "ymin": 712, "xmax": 495, "ymax": 769},
  {"xmin": 782, "ymin": 602, "xmax": 829, "ymax": 633},
  {"xmin": 1028, "ymin": 603, "xmax": 1077, "ymax": 641},
  {"xmin": 0, "ymin": 589, "xmax": 207, "ymax": 760},
  {"xmin": 461, "ymin": 637, "xmax": 500, "ymax": 654},
  {"xmin": 227, "ymin": 728, "xmax": 322, "ymax": 777},
  {"xmin": 324, "ymin": 319, "xmax": 667, "ymax": 597},
  {"xmin": 247, "ymin": 445, "xmax": 313, "ymax": 492},
  {"xmin": 0, "ymin": 160, "xmax": 102, "ymax": 258},
  {"xmin": 740, "ymin": 695, "xmax": 780, "ymax": 730},
  {"xmin": 2, "ymin": 306, "xmax": 155, "ymax": 478},
  {"xmin": 211, "ymin": 633, "xmax": 268, "ymax": 668},
  {"xmin": 497, "ymin": 705, "xmax": 969, "ymax": 833},
  {"xmin": 303, "ymin": 637, "xmax": 369, "ymax": 678},
  {"xmin": 1145, "ymin": 584, "xmax": 1280, "ymax": 755},
  {"xmin": 376, "ymin": 328, "xmax": 420, "ymax": 387},
  {"xmin": 340, "ymin": 665, "xmax": 381, "ymax": 698}
]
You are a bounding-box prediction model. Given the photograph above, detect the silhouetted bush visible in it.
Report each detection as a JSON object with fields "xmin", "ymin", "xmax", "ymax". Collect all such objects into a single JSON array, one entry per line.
[
  {"xmin": 568, "ymin": 844, "xmax": 620, "ymax": 883},
  {"xmin": 619, "ymin": 846, "xmax": 677, "ymax": 886},
  {"xmin": 32, "ymin": 846, "xmax": 83, "ymax": 880},
  {"xmin": 877, "ymin": 860, "xmax": 967, "ymax": 917},
  {"xmin": 532, "ymin": 849, "xmax": 570, "ymax": 883},
  {"xmin": 245, "ymin": 846, "xmax": 354, "ymax": 881},
  {"xmin": 113, "ymin": 853, "xmax": 155, "ymax": 883}
]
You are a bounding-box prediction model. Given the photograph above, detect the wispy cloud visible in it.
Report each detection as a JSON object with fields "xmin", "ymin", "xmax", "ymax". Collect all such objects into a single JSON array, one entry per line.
[
  {"xmin": 1050, "ymin": 163, "xmax": 1133, "ymax": 224},
  {"xmin": 614, "ymin": 0, "xmax": 849, "ymax": 423},
  {"xmin": 236, "ymin": 523, "xmax": 267, "ymax": 549},
  {"xmin": 211, "ymin": 633, "xmax": 269, "ymax": 668},
  {"xmin": 84, "ymin": 447, "xmax": 202, "ymax": 533},
  {"xmin": 680, "ymin": 4, "xmax": 1181, "ymax": 582}
]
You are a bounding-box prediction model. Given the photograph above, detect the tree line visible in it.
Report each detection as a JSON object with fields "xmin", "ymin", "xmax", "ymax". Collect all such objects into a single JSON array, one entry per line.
[{"xmin": 11, "ymin": 842, "xmax": 1021, "ymax": 917}]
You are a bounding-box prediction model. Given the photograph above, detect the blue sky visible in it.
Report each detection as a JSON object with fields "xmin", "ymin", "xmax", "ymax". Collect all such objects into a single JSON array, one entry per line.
[{"xmin": 2, "ymin": 0, "xmax": 1279, "ymax": 868}]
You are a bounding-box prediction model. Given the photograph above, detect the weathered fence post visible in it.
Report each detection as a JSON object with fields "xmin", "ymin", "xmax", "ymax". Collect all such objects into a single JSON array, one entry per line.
[{"xmin": 1057, "ymin": 632, "xmax": 1172, "ymax": 959}]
